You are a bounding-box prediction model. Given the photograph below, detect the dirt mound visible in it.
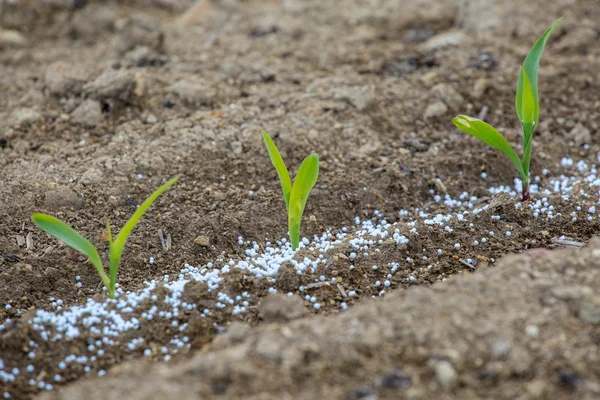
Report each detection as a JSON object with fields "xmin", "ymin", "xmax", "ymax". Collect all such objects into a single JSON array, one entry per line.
[
  {"xmin": 2, "ymin": 0, "xmax": 600, "ymax": 398},
  {"xmin": 41, "ymin": 239, "xmax": 600, "ymax": 399}
]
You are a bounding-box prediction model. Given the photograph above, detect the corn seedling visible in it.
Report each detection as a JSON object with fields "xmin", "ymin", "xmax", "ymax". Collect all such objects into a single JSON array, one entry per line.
[
  {"xmin": 262, "ymin": 131, "xmax": 319, "ymax": 251},
  {"xmin": 453, "ymin": 18, "xmax": 562, "ymax": 201},
  {"xmin": 31, "ymin": 176, "xmax": 179, "ymax": 298}
]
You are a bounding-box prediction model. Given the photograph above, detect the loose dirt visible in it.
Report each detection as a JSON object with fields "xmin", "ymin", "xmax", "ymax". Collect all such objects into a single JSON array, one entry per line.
[{"xmin": 1, "ymin": 0, "xmax": 600, "ymax": 398}]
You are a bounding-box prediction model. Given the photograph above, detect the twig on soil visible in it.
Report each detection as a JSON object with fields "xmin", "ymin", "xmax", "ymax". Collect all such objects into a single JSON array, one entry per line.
[
  {"xmin": 26, "ymin": 232, "xmax": 34, "ymax": 249},
  {"xmin": 337, "ymin": 284, "xmax": 348, "ymax": 298},
  {"xmin": 477, "ymin": 106, "xmax": 489, "ymax": 120},
  {"xmin": 459, "ymin": 258, "xmax": 476, "ymax": 270},
  {"xmin": 16, "ymin": 235, "xmax": 25, "ymax": 246},
  {"xmin": 304, "ymin": 281, "xmax": 331, "ymax": 289},
  {"xmin": 422, "ymin": 201, "xmax": 434, "ymax": 210},
  {"xmin": 551, "ymin": 237, "xmax": 584, "ymax": 248},
  {"xmin": 159, "ymin": 229, "xmax": 172, "ymax": 251}
]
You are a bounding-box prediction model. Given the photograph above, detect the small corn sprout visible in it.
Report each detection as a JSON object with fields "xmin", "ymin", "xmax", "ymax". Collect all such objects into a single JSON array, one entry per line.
[
  {"xmin": 262, "ymin": 131, "xmax": 319, "ymax": 250},
  {"xmin": 32, "ymin": 176, "xmax": 179, "ymax": 298},
  {"xmin": 453, "ymin": 18, "xmax": 562, "ymax": 200}
]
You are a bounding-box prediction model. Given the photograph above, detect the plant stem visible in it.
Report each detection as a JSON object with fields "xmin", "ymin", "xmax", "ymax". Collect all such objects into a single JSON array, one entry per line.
[{"xmin": 522, "ymin": 184, "xmax": 530, "ymax": 201}]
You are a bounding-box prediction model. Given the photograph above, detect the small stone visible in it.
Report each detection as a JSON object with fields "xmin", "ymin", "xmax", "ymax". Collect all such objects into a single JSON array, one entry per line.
[
  {"xmin": 84, "ymin": 69, "xmax": 135, "ymax": 102},
  {"xmin": 194, "ymin": 236, "xmax": 210, "ymax": 247},
  {"xmin": 168, "ymin": 79, "xmax": 217, "ymax": 106},
  {"xmin": 473, "ymin": 78, "xmax": 489, "ymax": 99},
  {"xmin": 123, "ymin": 46, "xmax": 153, "ymax": 66},
  {"xmin": 525, "ymin": 325, "xmax": 539, "ymax": 337},
  {"xmin": 381, "ymin": 369, "xmax": 411, "ymax": 389},
  {"xmin": 569, "ymin": 123, "xmax": 591, "ymax": 146},
  {"xmin": 491, "ymin": 339, "xmax": 512, "ymax": 357},
  {"xmin": 424, "ymin": 101, "xmax": 448, "ymax": 119},
  {"xmin": 231, "ymin": 141, "xmax": 243, "ymax": 155},
  {"xmin": 113, "ymin": 15, "xmax": 163, "ymax": 55},
  {"xmin": 146, "ymin": 114, "xmax": 158, "ymax": 124},
  {"xmin": 0, "ymin": 29, "xmax": 27, "ymax": 48},
  {"xmin": 255, "ymin": 68, "xmax": 276, "ymax": 83},
  {"xmin": 419, "ymin": 31, "xmax": 468, "ymax": 52},
  {"xmin": 79, "ymin": 168, "xmax": 103, "ymax": 186},
  {"xmin": 431, "ymin": 83, "xmax": 465, "ymax": 109},
  {"xmin": 9, "ymin": 108, "xmax": 41, "ymax": 127},
  {"xmin": 578, "ymin": 296, "xmax": 600, "ymax": 324},
  {"xmin": 108, "ymin": 196, "xmax": 119, "ymax": 206},
  {"xmin": 45, "ymin": 61, "xmax": 88, "ymax": 96},
  {"xmin": 337, "ymin": 85, "xmax": 375, "ymax": 111},
  {"xmin": 434, "ymin": 361, "xmax": 456, "ymax": 390},
  {"xmin": 258, "ymin": 293, "xmax": 305, "ymax": 323},
  {"xmin": 71, "ymin": 99, "xmax": 103, "ymax": 127},
  {"xmin": 404, "ymin": 137, "xmax": 429, "ymax": 152},
  {"xmin": 44, "ymin": 187, "xmax": 83, "ymax": 210},
  {"xmin": 419, "ymin": 71, "xmax": 439, "ymax": 88}
]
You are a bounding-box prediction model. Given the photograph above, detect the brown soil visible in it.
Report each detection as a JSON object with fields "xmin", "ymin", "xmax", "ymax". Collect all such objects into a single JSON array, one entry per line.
[
  {"xmin": 40, "ymin": 241, "xmax": 600, "ymax": 400},
  {"xmin": 1, "ymin": 0, "xmax": 600, "ymax": 398}
]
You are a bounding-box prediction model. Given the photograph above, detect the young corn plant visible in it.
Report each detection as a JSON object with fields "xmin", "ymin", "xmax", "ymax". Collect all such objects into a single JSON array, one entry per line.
[
  {"xmin": 453, "ymin": 18, "xmax": 562, "ymax": 201},
  {"xmin": 31, "ymin": 176, "xmax": 179, "ymax": 298},
  {"xmin": 262, "ymin": 131, "xmax": 319, "ymax": 251}
]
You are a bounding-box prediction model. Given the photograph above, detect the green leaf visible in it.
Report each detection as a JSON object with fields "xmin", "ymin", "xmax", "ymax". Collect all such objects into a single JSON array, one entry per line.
[
  {"xmin": 520, "ymin": 67, "xmax": 536, "ymax": 182},
  {"xmin": 110, "ymin": 176, "xmax": 179, "ymax": 295},
  {"xmin": 518, "ymin": 67, "xmax": 537, "ymax": 126},
  {"xmin": 31, "ymin": 213, "xmax": 109, "ymax": 287},
  {"xmin": 516, "ymin": 18, "xmax": 562, "ymax": 125},
  {"xmin": 453, "ymin": 115, "xmax": 526, "ymax": 180},
  {"xmin": 262, "ymin": 131, "xmax": 292, "ymax": 210},
  {"xmin": 288, "ymin": 153, "xmax": 319, "ymax": 250}
]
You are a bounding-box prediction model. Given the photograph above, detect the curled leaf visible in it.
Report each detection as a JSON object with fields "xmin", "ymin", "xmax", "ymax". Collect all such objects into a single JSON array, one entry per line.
[
  {"xmin": 453, "ymin": 115, "xmax": 525, "ymax": 181},
  {"xmin": 32, "ymin": 213, "xmax": 109, "ymax": 287}
]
